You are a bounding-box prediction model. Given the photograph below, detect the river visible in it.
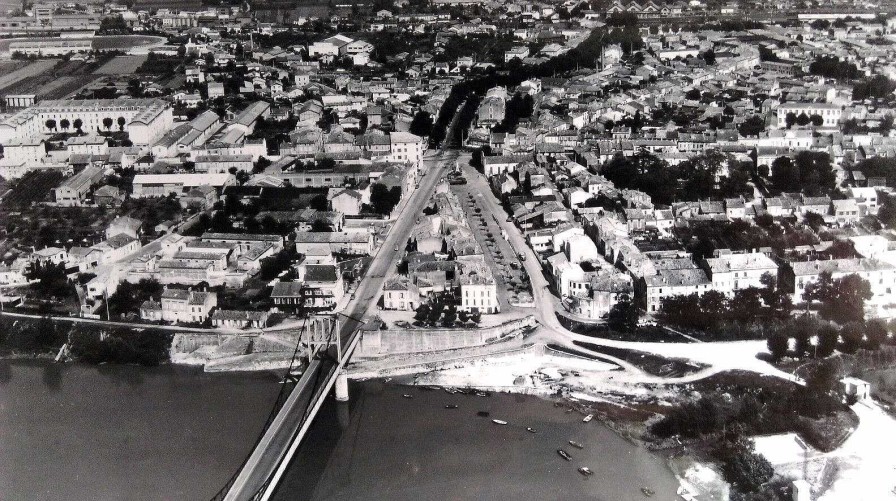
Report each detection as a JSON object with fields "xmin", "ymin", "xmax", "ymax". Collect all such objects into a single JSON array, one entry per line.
[
  {"xmin": 0, "ymin": 362, "xmax": 679, "ymax": 501},
  {"xmin": 0, "ymin": 360, "xmax": 281, "ymax": 501},
  {"xmin": 272, "ymin": 381, "xmax": 680, "ymax": 501}
]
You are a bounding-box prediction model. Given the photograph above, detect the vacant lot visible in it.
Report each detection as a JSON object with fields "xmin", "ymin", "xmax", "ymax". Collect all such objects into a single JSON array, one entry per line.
[{"xmin": 94, "ymin": 55, "xmax": 148, "ymax": 75}]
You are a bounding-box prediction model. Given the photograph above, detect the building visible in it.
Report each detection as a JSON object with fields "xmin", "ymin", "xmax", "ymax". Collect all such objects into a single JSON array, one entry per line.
[
  {"xmin": 131, "ymin": 173, "xmax": 235, "ymax": 198},
  {"xmin": 297, "ymin": 263, "xmax": 345, "ymax": 311},
  {"xmin": 643, "ymin": 267, "xmax": 711, "ymax": 314},
  {"xmin": 9, "ymin": 39, "xmax": 92, "ymax": 56},
  {"xmin": 701, "ymin": 252, "xmax": 778, "ymax": 295},
  {"xmin": 458, "ymin": 256, "xmax": 499, "ymax": 314},
  {"xmin": 271, "ymin": 281, "xmax": 304, "ymax": 312},
  {"xmin": 383, "ymin": 277, "xmax": 420, "ymax": 311},
  {"xmin": 195, "ymin": 154, "xmax": 253, "ymax": 174},
  {"xmin": 784, "ymin": 258, "xmax": 896, "ymax": 304},
  {"xmin": 140, "ymin": 289, "xmax": 218, "ymax": 324},
  {"xmin": 388, "ymin": 131, "xmax": 426, "ymax": 168},
  {"xmin": 775, "ymin": 102, "xmax": 842, "ymax": 128},
  {"xmin": 53, "ymin": 165, "xmax": 103, "ymax": 206},
  {"xmin": 210, "ymin": 309, "xmax": 269, "ymax": 329},
  {"xmin": 0, "ymin": 98, "xmax": 172, "ymax": 146}
]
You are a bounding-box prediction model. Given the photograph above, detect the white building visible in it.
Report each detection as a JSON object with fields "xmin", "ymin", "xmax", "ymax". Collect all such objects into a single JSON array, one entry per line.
[
  {"xmin": 388, "ymin": 131, "xmax": 426, "ymax": 168},
  {"xmin": 702, "ymin": 252, "xmax": 778, "ymax": 295},
  {"xmin": 0, "ymin": 98, "xmax": 172, "ymax": 146},
  {"xmin": 775, "ymin": 102, "xmax": 842, "ymax": 128},
  {"xmin": 786, "ymin": 258, "xmax": 896, "ymax": 304}
]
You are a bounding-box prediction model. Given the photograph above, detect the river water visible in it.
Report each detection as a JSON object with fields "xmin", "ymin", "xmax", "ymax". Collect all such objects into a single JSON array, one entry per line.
[
  {"xmin": 0, "ymin": 362, "xmax": 679, "ymax": 501},
  {"xmin": 0, "ymin": 360, "xmax": 282, "ymax": 501},
  {"xmin": 272, "ymin": 381, "xmax": 680, "ymax": 501}
]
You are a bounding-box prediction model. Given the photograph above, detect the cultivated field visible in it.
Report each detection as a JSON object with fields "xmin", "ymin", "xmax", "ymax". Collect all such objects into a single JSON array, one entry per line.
[
  {"xmin": 0, "ymin": 59, "xmax": 59, "ymax": 94},
  {"xmin": 0, "ymin": 59, "xmax": 108, "ymax": 101},
  {"xmin": 94, "ymin": 55, "xmax": 148, "ymax": 75}
]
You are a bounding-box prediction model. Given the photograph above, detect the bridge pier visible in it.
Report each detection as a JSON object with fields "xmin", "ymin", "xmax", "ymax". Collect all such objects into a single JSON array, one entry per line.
[{"xmin": 335, "ymin": 369, "xmax": 349, "ymax": 402}]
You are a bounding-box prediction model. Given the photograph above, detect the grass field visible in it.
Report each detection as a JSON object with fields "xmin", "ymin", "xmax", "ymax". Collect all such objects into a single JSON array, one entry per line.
[{"xmin": 94, "ymin": 55, "xmax": 148, "ymax": 75}]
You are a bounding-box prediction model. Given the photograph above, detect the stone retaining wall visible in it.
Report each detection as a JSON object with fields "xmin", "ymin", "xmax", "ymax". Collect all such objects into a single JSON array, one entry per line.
[{"xmin": 355, "ymin": 315, "xmax": 537, "ymax": 357}]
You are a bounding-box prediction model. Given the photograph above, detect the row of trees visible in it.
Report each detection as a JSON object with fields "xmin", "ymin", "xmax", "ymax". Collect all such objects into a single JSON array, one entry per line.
[
  {"xmin": 767, "ymin": 315, "xmax": 892, "ymax": 362},
  {"xmin": 782, "ymin": 111, "xmax": 826, "ymax": 129},
  {"xmin": 44, "ymin": 117, "xmax": 126, "ymax": 133},
  {"xmin": 414, "ymin": 303, "xmax": 481, "ymax": 328},
  {"xmin": 660, "ymin": 275, "xmax": 792, "ymax": 334}
]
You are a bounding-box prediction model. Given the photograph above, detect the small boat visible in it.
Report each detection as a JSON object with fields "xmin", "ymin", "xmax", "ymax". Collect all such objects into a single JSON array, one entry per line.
[
  {"xmin": 384, "ymin": 378, "xmax": 392, "ymax": 383},
  {"xmin": 557, "ymin": 449, "xmax": 572, "ymax": 461},
  {"xmin": 445, "ymin": 404, "xmax": 458, "ymax": 409},
  {"xmin": 444, "ymin": 388, "xmax": 456, "ymax": 394},
  {"xmin": 476, "ymin": 391, "xmax": 489, "ymax": 397},
  {"xmin": 554, "ymin": 402, "xmax": 564, "ymax": 408},
  {"xmin": 641, "ymin": 487, "xmax": 655, "ymax": 497},
  {"xmin": 569, "ymin": 440, "xmax": 584, "ymax": 449},
  {"xmin": 578, "ymin": 467, "xmax": 593, "ymax": 476},
  {"xmin": 477, "ymin": 411, "xmax": 490, "ymax": 417},
  {"xmin": 402, "ymin": 394, "xmax": 413, "ymax": 399},
  {"xmin": 565, "ymin": 408, "xmax": 574, "ymax": 414},
  {"xmin": 492, "ymin": 419, "xmax": 508, "ymax": 425},
  {"xmin": 456, "ymin": 388, "xmax": 469, "ymax": 395},
  {"xmin": 583, "ymin": 414, "xmax": 594, "ymax": 423},
  {"xmin": 526, "ymin": 427, "xmax": 537, "ymax": 433}
]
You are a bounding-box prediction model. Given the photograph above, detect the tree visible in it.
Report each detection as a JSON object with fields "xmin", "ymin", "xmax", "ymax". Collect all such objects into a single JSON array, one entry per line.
[
  {"xmin": 369, "ymin": 183, "xmax": 401, "ymax": 215},
  {"xmin": 102, "ymin": 117, "xmax": 114, "ymax": 130},
  {"xmin": 702, "ymin": 48, "xmax": 716, "ymax": 65},
  {"xmin": 810, "ymin": 114, "xmax": 824, "ymax": 127},
  {"xmin": 738, "ymin": 115, "xmax": 765, "ymax": 137},
  {"xmin": 715, "ymin": 434, "xmax": 775, "ymax": 494},
  {"xmin": 865, "ymin": 319, "xmax": 888, "ymax": 350},
  {"xmin": 60, "ymin": 119, "xmax": 70, "ymax": 131},
  {"xmin": 427, "ymin": 304, "xmax": 443, "ymax": 325},
  {"xmin": 117, "ymin": 116, "xmax": 126, "ymax": 131},
  {"xmin": 310, "ymin": 219, "xmax": 332, "ymax": 232},
  {"xmin": 785, "ymin": 112, "xmax": 796, "ymax": 129},
  {"xmin": 309, "ymin": 194, "xmax": 328, "ymax": 211},
  {"xmin": 442, "ymin": 305, "xmax": 457, "ymax": 327},
  {"xmin": 45, "ymin": 119, "xmax": 57, "ymax": 131},
  {"xmin": 767, "ymin": 332, "xmax": 789, "ymax": 362},
  {"xmin": 73, "ymin": 118, "xmax": 83, "ymax": 133},
  {"xmin": 458, "ymin": 310, "xmax": 469, "ymax": 324},
  {"xmin": 840, "ymin": 322, "xmax": 864, "ymax": 354},
  {"xmin": 408, "ymin": 110, "xmax": 433, "ymax": 137},
  {"xmin": 607, "ymin": 293, "xmax": 639, "ymax": 332},
  {"xmin": 817, "ymin": 324, "xmax": 839, "ymax": 357},
  {"xmin": 414, "ymin": 304, "xmax": 431, "ymax": 324},
  {"xmin": 470, "ymin": 308, "xmax": 481, "ymax": 324},
  {"xmin": 796, "ymin": 113, "xmax": 811, "ymax": 127},
  {"xmin": 771, "ymin": 156, "xmax": 797, "ymax": 192}
]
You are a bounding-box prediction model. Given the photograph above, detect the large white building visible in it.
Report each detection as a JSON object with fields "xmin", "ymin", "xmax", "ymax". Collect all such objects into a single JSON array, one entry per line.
[
  {"xmin": 776, "ymin": 102, "xmax": 842, "ymax": 128},
  {"xmin": 0, "ymin": 98, "xmax": 173, "ymax": 146}
]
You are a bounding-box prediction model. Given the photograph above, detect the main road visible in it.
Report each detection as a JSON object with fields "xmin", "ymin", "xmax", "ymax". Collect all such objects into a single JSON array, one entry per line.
[{"xmin": 222, "ymin": 149, "xmax": 457, "ymax": 501}]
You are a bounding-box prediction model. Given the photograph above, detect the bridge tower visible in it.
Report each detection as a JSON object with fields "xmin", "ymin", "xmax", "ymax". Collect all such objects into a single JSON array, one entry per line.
[{"xmin": 300, "ymin": 315, "xmax": 350, "ymax": 401}]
